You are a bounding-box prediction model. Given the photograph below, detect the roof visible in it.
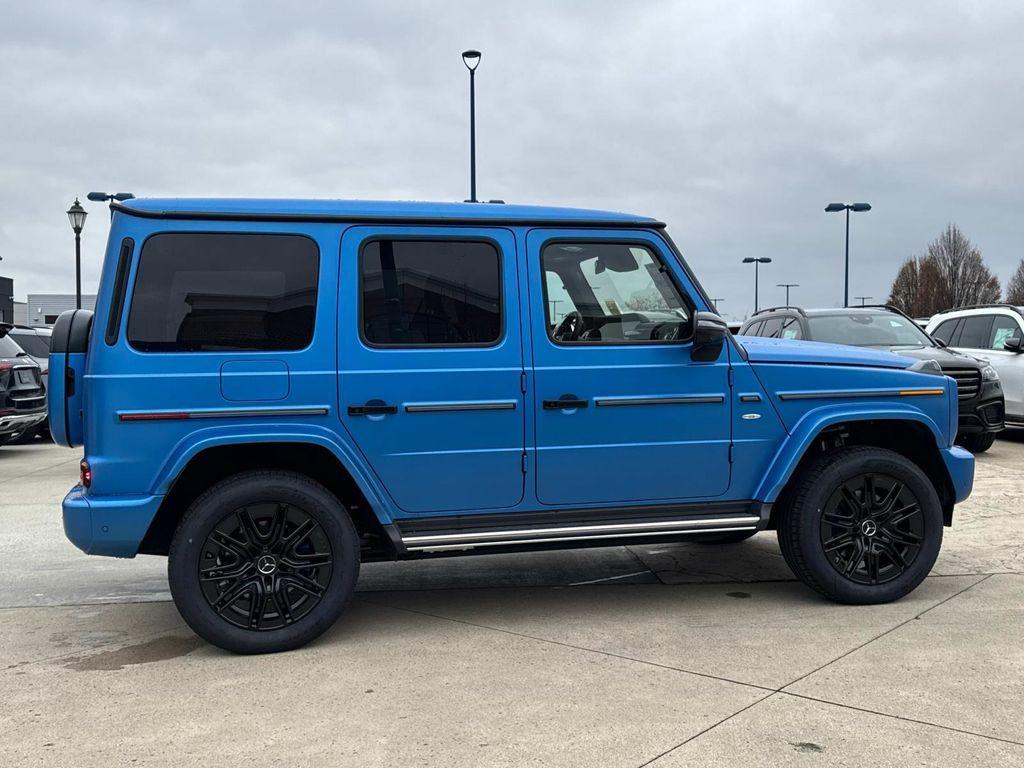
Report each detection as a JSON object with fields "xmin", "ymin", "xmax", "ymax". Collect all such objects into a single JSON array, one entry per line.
[{"xmin": 113, "ymin": 198, "xmax": 664, "ymax": 228}]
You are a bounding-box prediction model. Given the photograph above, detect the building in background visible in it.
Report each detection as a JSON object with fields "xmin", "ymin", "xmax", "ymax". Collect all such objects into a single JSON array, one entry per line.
[
  {"xmin": 24, "ymin": 294, "xmax": 96, "ymax": 326},
  {"xmin": 0, "ymin": 277, "xmax": 12, "ymax": 323},
  {"xmin": 13, "ymin": 301, "xmax": 28, "ymax": 325}
]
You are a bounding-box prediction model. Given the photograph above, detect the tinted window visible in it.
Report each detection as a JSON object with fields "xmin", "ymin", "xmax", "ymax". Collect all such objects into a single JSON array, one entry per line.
[
  {"xmin": 542, "ymin": 242, "xmax": 689, "ymax": 344},
  {"xmin": 361, "ymin": 240, "xmax": 501, "ymax": 346},
  {"xmin": 780, "ymin": 317, "xmax": 803, "ymax": 339},
  {"xmin": 958, "ymin": 315, "xmax": 993, "ymax": 348},
  {"xmin": 759, "ymin": 317, "xmax": 783, "ymax": 338},
  {"xmin": 8, "ymin": 331, "xmax": 50, "ymax": 357},
  {"xmin": 127, "ymin": 233, "xmax": 319, "ymax": 352},
  {"xmin": 989, "ymin": 315, "xmax": 1021, "ymax": 349},
  {"xmin": 931, "ymin": 318, "xmax": 960, "ymax": 345}
]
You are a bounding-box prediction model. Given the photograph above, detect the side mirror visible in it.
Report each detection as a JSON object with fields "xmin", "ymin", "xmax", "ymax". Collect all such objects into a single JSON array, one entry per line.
[
  {"xmin": 692, "ymin": 311, "xmax": 728, "ymax": 362},
  {"xmin": 1004, "ymin": 336, "xmax": 1023, "ymax": 353}
]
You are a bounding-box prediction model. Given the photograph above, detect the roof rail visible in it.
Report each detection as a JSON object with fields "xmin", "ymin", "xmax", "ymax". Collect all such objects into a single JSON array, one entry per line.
[
  {"xmin": 932, "ymin": 303, "xmax": 1024, "ymax": 320},
  {"xmin": 751, "ymin": 305, "xmax": 806, "ymax": 317},
  {"xmin": 857, "ymin": 303, "xmax": 936, "ymax": 327}
]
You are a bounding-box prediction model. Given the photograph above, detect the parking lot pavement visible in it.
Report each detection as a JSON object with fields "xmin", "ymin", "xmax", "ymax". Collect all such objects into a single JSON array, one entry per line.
[{"xmin": 1, "ymin": 439, "xmax": 1022, "ymax": 766}]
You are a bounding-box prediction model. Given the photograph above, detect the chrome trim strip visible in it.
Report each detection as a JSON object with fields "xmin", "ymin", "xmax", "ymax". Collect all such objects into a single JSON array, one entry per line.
[
  {"xmin": 118, "ymin": 406, "xmax": 330, "ymax": 421},
  {"xmin": 405, "ymin": 400, "xmax": 518, "ymax": 413},
  {"xmin": 403, "ymin": 515, "xmax": 761, "ymax": 547},
  {"xmin": 594, "ymin": 395, "xmax": 725, "ymax": 407},
  {"xmin": 407, "ymin": 524, "xmax": 760, "ymax": 552},
  {"xmin": 777, "ymin": 388, "xmax": 944, "ymax": 401}
]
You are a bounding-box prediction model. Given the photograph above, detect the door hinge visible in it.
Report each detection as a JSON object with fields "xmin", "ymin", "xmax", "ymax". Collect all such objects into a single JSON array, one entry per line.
[
  {"xmin": 728, "ymin": 444, "xmax": 734, "ymax": 463},
  {"xmin": 727, "ymin": 366, "xmax": 734, "ymax": 388},
  {"xmin": 521, "ymin": 451, "xmax": 528, "ymax": 473},
  {"xmin": 520, "ymin": 371, "xmax": 528, "ymax": 394}
]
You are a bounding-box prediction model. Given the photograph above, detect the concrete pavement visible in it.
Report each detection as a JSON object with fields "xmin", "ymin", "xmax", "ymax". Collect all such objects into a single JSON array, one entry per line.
[{"xmin": 1, "ymin": 439, "xmax": 1022, "ymax": 766}]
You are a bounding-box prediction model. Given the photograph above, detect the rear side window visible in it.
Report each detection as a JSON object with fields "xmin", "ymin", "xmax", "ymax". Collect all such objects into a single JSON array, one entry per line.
[
  {"xmin": 989, "ymin": 315, "xmax": 1021, "ymax": 349},
  {"xmin": 360, "ymin": 240, "xmax": 502, "ymax": 346},
  {"xmin": 957, "ymin": 315, "xmax": 993, "ymax": 349},
  {"xmin": 931, "ymin": 318, "xmax": 960, "ymax": 345},
  {"xmin": 780, "ymin": 317, "xmax": 803, "ymax": 339},
  {"xmin": 127, "ymin": 233, "xmax": 319, "ymax": 352}
]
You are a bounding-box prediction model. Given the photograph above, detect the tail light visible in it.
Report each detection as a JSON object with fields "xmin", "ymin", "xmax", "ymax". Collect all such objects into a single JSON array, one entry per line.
[{"xmin": 80, "ymin": 460, "xmax": 93, "ymax": 489}]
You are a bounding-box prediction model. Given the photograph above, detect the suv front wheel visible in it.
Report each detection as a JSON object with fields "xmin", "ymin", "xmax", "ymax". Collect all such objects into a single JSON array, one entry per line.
[
  {"xmin": 168, "ymin": 471, "xmax": 360, "ymax": 654},
  {"xmin": 777, "ymin": 447, "xmax": 943, "ymax": 604}
]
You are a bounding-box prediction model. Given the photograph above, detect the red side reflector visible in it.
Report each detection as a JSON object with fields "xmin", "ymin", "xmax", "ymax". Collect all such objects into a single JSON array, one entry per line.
[
  {"xmin": 80, "ymin": 460, "xmax": 92, "ymax": 488},
  {"xmin": 119, "ymin": 412, "xmax": 191, "ymax": 422}
]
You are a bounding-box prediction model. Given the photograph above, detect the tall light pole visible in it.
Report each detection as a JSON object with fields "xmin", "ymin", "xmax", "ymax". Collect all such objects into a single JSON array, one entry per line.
[
  {"xmin": 462, "ymin": 49, "xmax": 481, "ymax": 203},
  {"xmin": 711, "ymin": 298, "xmax": 724, "ymax": 313},
  {"xmin": 777, "ymin": 283, "xmax": 799, "ymax": 306},
  {"xmin": 825, "ymin": 202, "xmax": 871, "ymax": 307},
  {"xmin": 742, "ymin": 257, "xmax": 772, "ymax": 313},
  {"xmin": 854, "ymin": 295, "xmax": 872, "ymax": 307},
  {"xmin": 66, "ymin": 198, "xmax": 88, "ymax": 310}
]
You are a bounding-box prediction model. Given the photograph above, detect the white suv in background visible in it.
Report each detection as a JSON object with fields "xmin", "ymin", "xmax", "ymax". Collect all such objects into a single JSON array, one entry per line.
[{"xmin": 927, "ymin": 305, "xmax": 1024, "ymax": 427}]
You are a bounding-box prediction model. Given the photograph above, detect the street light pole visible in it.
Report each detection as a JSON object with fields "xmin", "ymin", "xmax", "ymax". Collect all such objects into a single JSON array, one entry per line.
[
  {"xmin": 66, "ymin": 198, "xmax": 88, "ymax": 310},
  {"xmin": 711, "ymin": 298, "xmax": 724, "ymax": 312},
  {"xmin": 462, "ymin": 50, "xmax": 481, "ymax": 203},
  {"xmin": 742, "ymin": 257, "xmax": 772, "ymax": 313},
  {"xmin": 777, "ymin": 283, "xmax": 799, "ymax": 306},
  {"xmin": 825, "ymin": 202, "xmax": 871, "ymax": 308},
  {"xmin": 854, "ymin": 295, "xmax": 872, "ymax": 307}
]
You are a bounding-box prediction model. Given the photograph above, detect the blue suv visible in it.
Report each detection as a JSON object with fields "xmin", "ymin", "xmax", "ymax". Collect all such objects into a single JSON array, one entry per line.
[{"xmin": 48, "ymin": 198, "xmax": 975, "ymax": 653}]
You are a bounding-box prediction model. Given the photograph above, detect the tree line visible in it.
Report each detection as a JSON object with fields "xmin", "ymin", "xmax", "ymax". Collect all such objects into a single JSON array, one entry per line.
[{"xmin": 888, "ymin": 224, "xmax": 1024, "ymax": 316}]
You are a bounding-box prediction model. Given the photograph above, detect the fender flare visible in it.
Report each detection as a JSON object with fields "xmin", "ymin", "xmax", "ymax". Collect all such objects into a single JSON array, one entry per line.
[
  {"xmin": 153, "ymin": 423, "xmax": 395, "ymax": 524},
  {"xmin": 754, "ymin": 403, "xmax": 947, "ymax": 503}
]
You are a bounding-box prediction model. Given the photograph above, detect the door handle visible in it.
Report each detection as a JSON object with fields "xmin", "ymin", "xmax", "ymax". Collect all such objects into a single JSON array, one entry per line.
[
  {"xmin": 543, "ymin": 397, "xmax": 589, "ymax": 410},
  {"xmin": 348, "ymin": 403, "xmax": 398, "ymax": 416}
]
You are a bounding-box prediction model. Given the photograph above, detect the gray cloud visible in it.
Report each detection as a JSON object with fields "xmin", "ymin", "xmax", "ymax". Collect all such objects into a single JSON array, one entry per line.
[{"xmin": 1, "ymin": 0, "xmax": 1022, "ymax": 320}]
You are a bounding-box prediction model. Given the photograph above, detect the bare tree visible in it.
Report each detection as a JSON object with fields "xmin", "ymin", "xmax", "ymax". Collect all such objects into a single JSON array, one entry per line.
[
  {"xmin": 887, "ymin": 225, "xmax": 999, "ymax": 314},
  {"xmin": 1006, "ymin": 259, "xmax": 1024, "ymax": 305}
]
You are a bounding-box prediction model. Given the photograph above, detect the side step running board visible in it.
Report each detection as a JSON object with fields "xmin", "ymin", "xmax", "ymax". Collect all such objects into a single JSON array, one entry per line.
[{"xmin": 401, "ymin": 515, "xmax": 760, "ymax": 553}]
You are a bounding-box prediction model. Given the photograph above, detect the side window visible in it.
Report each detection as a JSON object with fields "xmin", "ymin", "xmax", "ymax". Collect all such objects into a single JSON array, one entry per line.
[
  {"xmin": 759, "ymin": 317, "xmax": 783, "ymax": 338},
  {"xmin": 361, "ymin": 240, "xmax": 501, "ymax": 346},
  {"xmin": 989, "ymin": 315, "xmax": 1021, "ymax": 349},
  {"xmin": 542, "ymin": 242, "xmax": 690, "ymax": 344},
  {"xmin": 780, "ymin": 317, "xmax": 803, "ymax": 339},
  {"xmin": 958, "ymin": 315, "xmax": 993, "ymax": 348},
  {"xmin": 742, "ymin": 320, "xmax": 764, "ymax": 336},
  {"xmin": 931, "ymin": 318, "xmax": 960, "ymax": 345},
  {"xmin": 127, "ymin": 233, "xmax": 319, "ymax": 352}
]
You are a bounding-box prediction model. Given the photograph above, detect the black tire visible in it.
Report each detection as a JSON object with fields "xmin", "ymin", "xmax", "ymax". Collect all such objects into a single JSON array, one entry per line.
[
  {"xmin": 777, "ymin": 446, "xmax": 942, "ymax": 604},
  {"xmin": 957, "ymin": 432, "xmax": 996, "ymax": 454},
  {"xmin": 689, "ymin": 530, "xmax": 759, "ymax": 544},
  {"xmin": 168, "ymin": 471, "xmax": 360, "ymax": 654}
]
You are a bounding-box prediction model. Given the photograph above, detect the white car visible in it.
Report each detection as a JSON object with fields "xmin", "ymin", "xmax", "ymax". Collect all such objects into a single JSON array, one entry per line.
[{"xmin": 926, "ymin": 304, "xmax": 1024, "ymax": 426}]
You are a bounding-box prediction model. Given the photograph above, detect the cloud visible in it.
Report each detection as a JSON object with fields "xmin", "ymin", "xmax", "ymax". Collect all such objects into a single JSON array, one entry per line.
[{"xmin": 1, "ymin": 0, "xmax": 1022, "ymax": 319}]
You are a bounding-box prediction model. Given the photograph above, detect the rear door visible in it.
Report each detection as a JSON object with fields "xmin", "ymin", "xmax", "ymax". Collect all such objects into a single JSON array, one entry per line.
[
  {"xmin": 337, "ymin": 227, "xmax": 525, "ymax": 514},
  {"xmin": 528, "ymin": 229, "xmax": 731, "ymax": 507}
]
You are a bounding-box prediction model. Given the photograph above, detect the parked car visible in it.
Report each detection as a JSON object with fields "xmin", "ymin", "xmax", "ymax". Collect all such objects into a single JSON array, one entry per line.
[
  {"xmin": 0, "ymin": 325, "xmax": 47, "ymax": 446},
  {"xmin": 738, "ymin": 306, "xmax": 1004, "ymax": 453},
  {"xmin": 4, "ymin": 325, "xmax": 51, "ymax": 439},
  {"xmin": 49, "ymin": 197, "xmax": 974, "ymax": 654},
  {"xmin": 926, "ymin": 305, "xmax": 1024, "ymax": 428}
]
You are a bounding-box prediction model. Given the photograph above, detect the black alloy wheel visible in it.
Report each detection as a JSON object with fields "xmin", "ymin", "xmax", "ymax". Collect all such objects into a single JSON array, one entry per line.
[
  {"xmin": 199, "ymin": 503, "xmax": 333, "ymax": 631},
  {"xmin": 819, "ymin": 473, "xmax": 924, "ymax": 585}
]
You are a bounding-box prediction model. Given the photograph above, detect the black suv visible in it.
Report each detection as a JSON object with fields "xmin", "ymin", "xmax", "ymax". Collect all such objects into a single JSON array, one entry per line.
[
  {"xmin": 0, "ymin": 324, "xmax": 47, "ymax": 446},
  {"xmin": 738, "ymin": 306, "xmax": 1004, "ymax": 452}
]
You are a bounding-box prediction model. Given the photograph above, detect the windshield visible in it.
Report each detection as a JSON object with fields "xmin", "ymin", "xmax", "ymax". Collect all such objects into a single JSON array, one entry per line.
[
  {"xmin": 8, "ymin": 331, "xmax": 50, "ymax": 358},
  {"xmin": 807, "ymin": 313, "xmax": 934, "ymax": 347}
]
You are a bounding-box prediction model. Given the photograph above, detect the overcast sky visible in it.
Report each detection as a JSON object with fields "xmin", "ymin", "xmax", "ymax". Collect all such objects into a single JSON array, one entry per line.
[{"xmin": 1, "ymin": 1, "xmax": 1022, "ymax": 320}]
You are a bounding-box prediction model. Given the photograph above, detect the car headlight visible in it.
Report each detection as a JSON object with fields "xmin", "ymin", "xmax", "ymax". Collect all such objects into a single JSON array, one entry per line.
[{"xmin": 981, "ymin": 364, "xmax": 999, "ymax": 382}]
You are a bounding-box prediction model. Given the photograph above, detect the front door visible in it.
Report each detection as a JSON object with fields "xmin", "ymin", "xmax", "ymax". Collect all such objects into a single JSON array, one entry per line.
[
  {"xmin": 528, "ymin": 230, "xmax": 731, "ymax": 506},
  {"xmin": 338, "ymin": 227, "xmax": 525, "ymax": 514}
]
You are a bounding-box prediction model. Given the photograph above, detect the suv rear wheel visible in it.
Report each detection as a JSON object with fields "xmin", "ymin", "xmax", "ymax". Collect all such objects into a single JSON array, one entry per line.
[
  {"xmin": 777, "ymin": 447, "xmax": 942, "ymax": 604},
  {"xmin": 168, "ymin": 471, "xmax": 360, "ymax": 654}
]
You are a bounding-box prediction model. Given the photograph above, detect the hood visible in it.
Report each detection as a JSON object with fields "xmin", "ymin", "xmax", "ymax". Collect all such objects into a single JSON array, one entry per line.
[
  {"xmin": 878, "ymin": 344, "xmax": 982, "ymax": 368},
  {"xmin": 738, "ymin": 336, "xmax": 911, "ymax": 369}
]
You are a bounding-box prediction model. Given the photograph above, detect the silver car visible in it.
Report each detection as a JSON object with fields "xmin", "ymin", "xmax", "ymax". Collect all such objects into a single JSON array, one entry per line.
[{"xmin": 926, "ymin": 304, "xmax": 1024, "ymax": 426}]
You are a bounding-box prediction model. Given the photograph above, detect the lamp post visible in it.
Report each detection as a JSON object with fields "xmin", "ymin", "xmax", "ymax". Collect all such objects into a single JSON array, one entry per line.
[
  {"xmin": 711, "ymin": 298, "xmax": 724, "ymax": 312},
  {"xmin": 777, "ymin": 283, "xmax": 799, "ymax": 306},
  {"xmin": 854, "ymin": 295, "xmax": 872, "ymax": 307},
  {"xmin": 825, "ymin": 202, "xmax": 871, "ymax": 307},
  {"xmin": 66, "ymin": 198, "xmax": 88, "ymax": 310},
  {"xmin": 461, "ymin": 49, "xmax": 481, "ymax": 203},
  {"xmin": 742, "ymin": 257, "xmax": 772, "ymax": 313}
]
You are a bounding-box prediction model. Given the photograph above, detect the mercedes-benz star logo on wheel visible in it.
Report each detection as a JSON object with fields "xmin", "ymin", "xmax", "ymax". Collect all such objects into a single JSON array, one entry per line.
[
  {"xmin": 256, "ymin": 555, "xmax": 278, "ymax": 575},
  {"xmin": 860, "ymin": 520, "xmax": 878, "ymax": 537}
]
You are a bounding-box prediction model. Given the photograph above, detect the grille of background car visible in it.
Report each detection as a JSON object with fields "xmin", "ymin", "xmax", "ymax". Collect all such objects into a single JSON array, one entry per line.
[{"xmin": 941, "ymin": 366, "xmax": 981, "ymax": 400}]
